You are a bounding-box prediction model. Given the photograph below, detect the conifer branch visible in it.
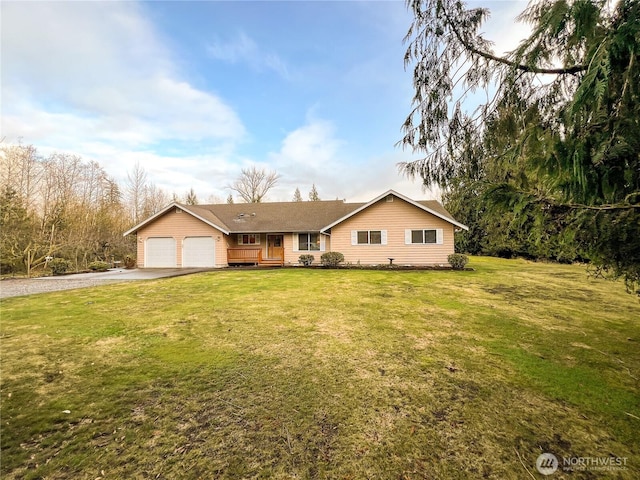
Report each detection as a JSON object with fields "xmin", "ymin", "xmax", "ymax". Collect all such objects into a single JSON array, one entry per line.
[{"xmin": 442, "ymin": 7, "xmax": 587, "ymax": 75}]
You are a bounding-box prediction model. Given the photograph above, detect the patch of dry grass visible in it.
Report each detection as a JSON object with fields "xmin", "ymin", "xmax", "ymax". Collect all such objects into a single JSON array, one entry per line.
[{"xmin": 1, "ymin": 257, "xmax": 639, "ymax": 479}]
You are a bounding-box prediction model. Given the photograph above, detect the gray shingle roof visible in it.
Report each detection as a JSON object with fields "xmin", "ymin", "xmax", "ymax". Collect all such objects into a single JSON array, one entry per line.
[
  {"xmin": 186, "ymin": 197, "xmax": 458, "ymax": 233},
  {"xmin": 417, "ymin": 201, "xmax": 457, "ymax": 222},
  {"xmin": 188, "ymin": 200, "xmax": 360, "ymax": 233}
]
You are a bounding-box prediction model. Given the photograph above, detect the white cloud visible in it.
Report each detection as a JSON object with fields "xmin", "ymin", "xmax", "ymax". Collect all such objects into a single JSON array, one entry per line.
[
  {"xmin": 1, "ymin": 1, "xmax": 245, "ymax": 152},
  {"xmin": 0, "ymin": 2, "xmax": 440, "ymax": 205},
  {"xmin": 207, "ymin": 31, "xmax": 291, "ymax": 79},
  {"xmin": 481, "ymin": 1, "xmax": 532, "ymax": 56},
  {"xmin": 273, "ymin": 119, "xmax": 342, "ymax": 167},
  {"xmin": 264, "ymin": 117, "xmax": 435, "ymax": 203}
]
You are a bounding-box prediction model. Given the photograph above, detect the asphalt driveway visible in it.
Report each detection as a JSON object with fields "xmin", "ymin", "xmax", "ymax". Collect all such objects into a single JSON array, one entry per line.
[{"xmin": 0, "ymin": 268, "xmax": 211, "ymax": 299}]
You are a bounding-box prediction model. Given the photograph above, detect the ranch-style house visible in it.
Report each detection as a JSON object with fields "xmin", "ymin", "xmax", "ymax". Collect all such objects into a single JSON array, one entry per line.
[{"xmin": 123, "ymin": 190, "xmax": 468, "ymax": 268}]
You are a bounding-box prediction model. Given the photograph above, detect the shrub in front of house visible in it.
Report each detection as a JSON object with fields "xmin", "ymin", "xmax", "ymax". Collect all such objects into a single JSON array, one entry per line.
[
  {"xmin": 298, "ymin": 254, "xmax": 315, "ymax": 266},
  {"xmin": 321, "ymin": 251, "xmax": 344, "ymax": 267},
  {"xmin": 49, "ymin": 258, "xmax": 72, "ymax": 276},
  {"xmin": 447, "ymin": 253, "xmax": 469, "ymax": 270},
  {"xmin": 88, "ymin": 261, "xmax": 110, "ymax": 272}
]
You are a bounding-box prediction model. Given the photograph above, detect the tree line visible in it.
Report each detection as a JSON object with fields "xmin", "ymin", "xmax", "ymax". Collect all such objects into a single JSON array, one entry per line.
[
  {"xmin": 1, "ymin": 144, "xmax": 144, "ymax": 274},
  {"xmin": 0, "ymin": 144, "xmax": 215, "ymax": 274},
  {"xmin": 0, "ymin": 145, "xmax": 328, "ymax": 275}
]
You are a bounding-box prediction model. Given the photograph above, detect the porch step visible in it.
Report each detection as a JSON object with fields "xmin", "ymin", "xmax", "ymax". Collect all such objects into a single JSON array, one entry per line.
[{"xmin": 259, "ymin": 259, "xmax": 284, "ymax": 267}]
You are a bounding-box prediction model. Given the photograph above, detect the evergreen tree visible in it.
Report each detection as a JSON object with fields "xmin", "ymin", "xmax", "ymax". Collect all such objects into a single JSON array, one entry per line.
[
  {"xmin": 0, "ymin": 187, "xmax": 34, "ymax": 273},
  {"xmin": 293, "ymin": 187, "xmax": 303, "ymax": 202},
  {"xmin": 309, "ymin": 184, "xmax": 320, "ymax": 201},
  {"xmin": 185, "ymin": 188, "xmax": 198, "ymax": 205},
  {"xmin": 400, "ymin": 0, "xmax": 640, "ymax": 291}
]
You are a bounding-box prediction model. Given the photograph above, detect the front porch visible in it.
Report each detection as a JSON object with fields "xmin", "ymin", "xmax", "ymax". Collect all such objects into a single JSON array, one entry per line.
[
  {"xmin": 227, "ymin": 234, "xmax": 285, "ymax": 266},
  {"xmin": 226, "ymin": 247, "xmax": 284, "ymax": 266}
]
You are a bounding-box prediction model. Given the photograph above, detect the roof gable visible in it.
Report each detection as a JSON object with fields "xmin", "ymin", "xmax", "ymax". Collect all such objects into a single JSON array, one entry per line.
[
  {"xmin": 123, "ymin": 202, "xmax": 230, "ymax": 236},
  {"xmin": 320, "ymin": 190, "xmax": 469, "ymax": 232}
]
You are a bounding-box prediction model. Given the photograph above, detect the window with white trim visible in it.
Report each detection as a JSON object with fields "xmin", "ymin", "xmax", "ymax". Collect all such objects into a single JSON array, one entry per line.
[
  {"xmin": 405, "ymin": 229, "xmax": 443, "ymax": 244},
  {"xmin": 238, "ymin": 234, "xmax": 260, "ymax": 245},
  {"xmin": 298, "ymin": 233, "xmax": 320, "ymax": 251},
  {"xmin": 351, "ymin": 230, "xmax": 387, "ymax": 245}
]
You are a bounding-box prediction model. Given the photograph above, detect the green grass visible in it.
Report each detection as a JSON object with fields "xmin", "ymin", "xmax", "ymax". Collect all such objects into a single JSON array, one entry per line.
[{"xmin": 1, "ymin": 257, "xmax": 638, "ymax": 479}]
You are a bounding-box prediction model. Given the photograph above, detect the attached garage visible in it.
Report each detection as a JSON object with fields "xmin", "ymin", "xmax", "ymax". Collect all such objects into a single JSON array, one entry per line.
[
  {"xmin": 183, "ymin": 236, "xmax": 216, "ymax": 267},
  {"xmin": 145, "ymin": 237, "xmax": 177, "ymax": 267}
]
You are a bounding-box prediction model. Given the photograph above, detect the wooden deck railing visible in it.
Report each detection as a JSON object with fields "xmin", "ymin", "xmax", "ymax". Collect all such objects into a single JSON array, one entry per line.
[
  {"xmin": 227, "ymin": 247, "xmax": 262, "ymax": 264},
  {"xmin": 227, "ymin": 247, "xmax": 285, "ymax": 266}
]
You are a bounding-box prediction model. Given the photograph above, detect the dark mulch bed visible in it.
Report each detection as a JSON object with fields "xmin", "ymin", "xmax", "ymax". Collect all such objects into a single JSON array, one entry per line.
[
  {"xmin": 296, "ymin": 265, "xmax": 473, "ymax": 271},
  {"xmin": 228, "ymin": 264, "xmax": 473, "ymax": 271}
]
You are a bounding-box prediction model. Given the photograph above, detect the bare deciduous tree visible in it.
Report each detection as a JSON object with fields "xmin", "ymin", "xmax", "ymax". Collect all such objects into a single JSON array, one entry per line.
[
  {"xmin": 125, "ymin": 162, "xmax": 148, "ymax": 224},
  {"xmin": 0, "ymin": 143, "xmax": 41, "ymax": 212},
  {"xmin": 0, "ymin": 144, "xmax": 135, "ymax": 275},
  {"xmin": 142, "ymin": 183, "xmax": 169, "ymax": 218},
  {"xmin": 228, "ymin": 166, "xmax": 280, "ymax": 203},
  {"xmin": 205, "ymin": 194, "xmax": 223, "ymax": 204}
]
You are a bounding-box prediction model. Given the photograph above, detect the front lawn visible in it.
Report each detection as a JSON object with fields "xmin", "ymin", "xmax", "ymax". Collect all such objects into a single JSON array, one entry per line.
[{"xmin": 1, "ymin": 257, "xmax": 638, "ymax": 479}]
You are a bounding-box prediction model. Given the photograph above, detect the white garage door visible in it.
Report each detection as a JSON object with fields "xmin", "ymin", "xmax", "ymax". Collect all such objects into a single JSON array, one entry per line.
[
  {"xmin": 183, "ymin": 236, "xmax": 215, "ymax": 267},
  {"xmin": 145, "ymin": 237, "xmax": 176, "ymax": 267}
]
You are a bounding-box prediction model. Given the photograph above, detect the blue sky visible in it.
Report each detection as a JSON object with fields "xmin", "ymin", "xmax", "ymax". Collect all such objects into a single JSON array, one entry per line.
[{"xmin": 2, "ymin": 0, "xmax": 528, "ymax": 202}]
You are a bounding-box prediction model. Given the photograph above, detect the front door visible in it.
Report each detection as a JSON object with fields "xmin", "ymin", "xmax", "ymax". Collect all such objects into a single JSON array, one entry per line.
[{"xmin": 267, "ymin": 235, "xmax": 284, "ymax": 259}]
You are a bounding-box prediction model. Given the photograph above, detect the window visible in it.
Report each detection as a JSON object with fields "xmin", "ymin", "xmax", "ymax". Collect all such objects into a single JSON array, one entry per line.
[
  {"xmin": 407, "ymin": 229, "xmax": 442, "ymax": 244},
  {"xmin": 358, "ymin": 231, "xmax": 381, "ymax": 245},
  {"xmin": 298, "ymin": 233, "xmax": 320, "ymax": 251},
  {"xmin": 369, "ymin": 231, "xmax": 382, "ymax": 244},
  {"xmin": 352, "ymin": 230, "xmax": 386, "ymax": 245},
  {"xmin": 238, "ymin": 234, "xmax": 260, "ymax": 245}
]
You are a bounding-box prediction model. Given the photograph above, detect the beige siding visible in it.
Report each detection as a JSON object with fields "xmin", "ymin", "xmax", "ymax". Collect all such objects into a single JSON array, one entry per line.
[
  {"xmin": 283, "ymin": 234, "xmax": 295, "ymax": 263},
  {"xmin": 329, "ymin": 198, "xmax": 455, "ymax": 265},
  {"xmin": 137, "ymin": 209, "xmax": 228, "ymax": 267}
]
